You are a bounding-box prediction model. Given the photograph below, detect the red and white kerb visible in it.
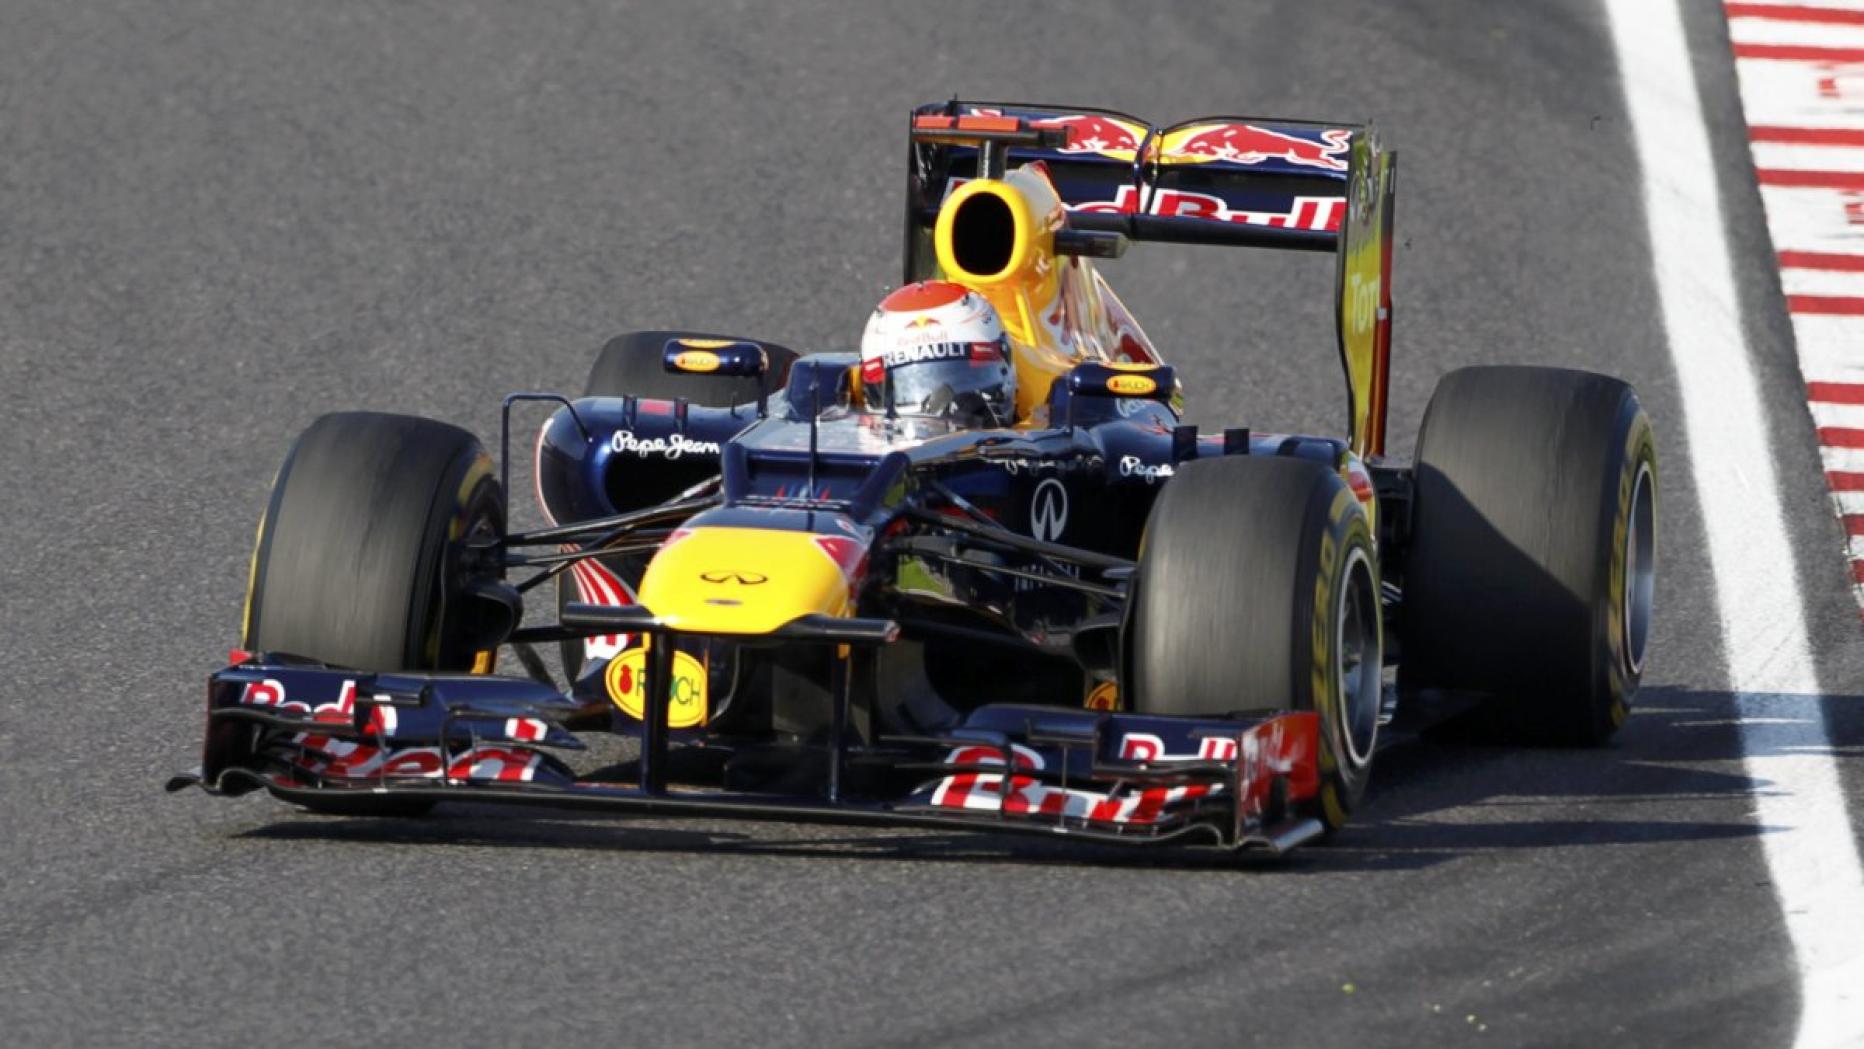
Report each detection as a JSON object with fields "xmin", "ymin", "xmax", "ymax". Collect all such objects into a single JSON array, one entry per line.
[{"xmin": 1726, "ymin": 0, "xmax": 1864, "ymax": 611}]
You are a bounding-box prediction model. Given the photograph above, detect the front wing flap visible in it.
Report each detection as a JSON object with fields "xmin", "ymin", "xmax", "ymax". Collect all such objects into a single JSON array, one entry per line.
[
  {"xmin": 172, "ymin": 656, "xmax": 1324, "ymax": 853},
  {"xmin": 177, "ymin": 654, "xmax": 603, "ymax": 794}
]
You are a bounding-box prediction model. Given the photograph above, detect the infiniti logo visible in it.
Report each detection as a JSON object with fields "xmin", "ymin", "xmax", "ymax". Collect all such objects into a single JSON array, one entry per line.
[
  {"xmin": 699, "ymin": 570, "xmax": 768, "ymax": 585},
  {"xmin": 1030, "ymin": 478, "xmax": 1068, "ymax": 542}
]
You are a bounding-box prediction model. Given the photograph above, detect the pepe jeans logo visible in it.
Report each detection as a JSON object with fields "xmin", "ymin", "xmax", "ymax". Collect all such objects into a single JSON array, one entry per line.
[
  {"xmin": 1030, "ymin": 478, "xmax": 1069, "ymax": 542},
  {"xmin": 609, "ymin": 431, "xmax": 720, "ymax": 459},
  {"xmin": 1118, "ymin": 456, "xmax": 1174, "ymax": 483}
]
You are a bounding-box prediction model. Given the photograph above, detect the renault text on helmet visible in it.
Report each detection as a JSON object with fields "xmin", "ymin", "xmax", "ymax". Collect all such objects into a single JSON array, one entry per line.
[{"xmin": 859, "ymin": 281, "xmax": 1016, "ymax": 427}]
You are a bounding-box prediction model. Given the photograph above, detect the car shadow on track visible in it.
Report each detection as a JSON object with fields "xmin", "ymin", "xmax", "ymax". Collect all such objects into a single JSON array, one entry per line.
[
  {"xmin": 1318, "ymin": 684, "xmax": 1858, "ymax": 869},
  {"xmin": 233, "ymin": 685, "xmax": 1840, "ymax": 875}
]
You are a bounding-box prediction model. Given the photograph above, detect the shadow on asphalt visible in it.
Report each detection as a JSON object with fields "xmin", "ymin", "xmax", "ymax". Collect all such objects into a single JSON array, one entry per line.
[{"xmin": 233, "ymin": 685, "xmax": 1836, "ymax": 875}]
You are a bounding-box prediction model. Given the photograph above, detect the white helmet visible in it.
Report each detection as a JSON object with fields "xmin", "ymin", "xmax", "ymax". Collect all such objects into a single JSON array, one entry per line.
[{"xmin": 859, "ymin": 281, "xmax": 1016, "ymax": 426}]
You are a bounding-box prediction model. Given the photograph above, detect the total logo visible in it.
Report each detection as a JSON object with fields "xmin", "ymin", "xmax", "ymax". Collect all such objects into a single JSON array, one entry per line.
[
  {"xmin": 1030, "ymin": 477, "xmax": 1069, "ymax": 542},
  {"xmin": 610, "ymin": 431, "xmax": 721, "ymax": 460},
  {"xmin": 604, "ymin": 645, "xmax": 709, "ymax": 729},
  {"xmin": 1345, "ymin": 269, "xmax": 1381, "ymax": 337}
]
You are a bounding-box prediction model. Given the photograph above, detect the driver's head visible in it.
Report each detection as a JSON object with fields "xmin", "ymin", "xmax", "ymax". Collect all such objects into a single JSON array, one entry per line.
[{"xmin": 860, "ymin": 281, "xmax": 1016, "ymax": 427}]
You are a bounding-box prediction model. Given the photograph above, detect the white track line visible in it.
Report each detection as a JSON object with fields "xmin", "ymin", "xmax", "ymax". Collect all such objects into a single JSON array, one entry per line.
[{"xmin": 1605, "ymin": 2, "xmax": 1864, "ymax": 1046}]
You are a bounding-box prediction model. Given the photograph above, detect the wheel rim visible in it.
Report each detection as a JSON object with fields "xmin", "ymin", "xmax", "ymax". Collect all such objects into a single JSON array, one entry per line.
[
  {"xmin": 1337, "ymin": 546, "xmax": 1381, "ymax": 767},
  {"xmin": 434, "ymin": 480, "xmax": 505, "ymax": 670},
  {"xmin": 1622, "ymin": 459, "xmax": 1656, "ymax": 676},
  {"xmin": 460, "ymin": 507, "xmax": 503, "ymax": 675}
]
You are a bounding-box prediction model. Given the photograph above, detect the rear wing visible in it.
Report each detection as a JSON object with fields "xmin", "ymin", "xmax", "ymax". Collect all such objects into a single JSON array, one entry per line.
[{"xmin": 905, "ymin": 101, "xmax": 1397, "ymax": 457}]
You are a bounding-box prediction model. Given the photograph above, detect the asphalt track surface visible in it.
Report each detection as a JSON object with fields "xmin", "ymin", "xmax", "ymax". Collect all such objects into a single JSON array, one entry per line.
[{"xmin": 2, "ymin": 2, "xmax": 1861, "ymax": 1046}]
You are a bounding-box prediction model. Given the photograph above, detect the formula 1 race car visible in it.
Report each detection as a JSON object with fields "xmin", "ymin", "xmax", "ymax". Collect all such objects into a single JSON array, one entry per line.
[{"xmin": 169, "ymin": 102, "xmax": 1659, "ymax": 854}]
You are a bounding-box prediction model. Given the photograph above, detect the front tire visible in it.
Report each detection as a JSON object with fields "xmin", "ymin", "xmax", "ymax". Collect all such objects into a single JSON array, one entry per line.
[
  {"xmin": 245, "ymin": 412, "xmax": 506, "ymax": 671},
  {"xmin": 243, "ymin": 412, "xmax": 508, "ymax": 816},
  {"xmin": 1127, "ymin": 456, "xmax": 1382, "ymax": 833}
]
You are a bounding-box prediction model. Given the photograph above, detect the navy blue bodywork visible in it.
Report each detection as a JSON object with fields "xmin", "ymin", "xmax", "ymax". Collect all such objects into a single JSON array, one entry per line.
[
  {"xmin": 168, "ymin": 350, "xmax": 1341, "ymax": 853},
  {"xmin": 538, "ymin": 353, "xmax": 1347, "ymax": 669}
]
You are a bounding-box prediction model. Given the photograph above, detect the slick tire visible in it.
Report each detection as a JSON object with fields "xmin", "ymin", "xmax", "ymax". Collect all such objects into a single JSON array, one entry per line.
[
  {"xmin": 244, "ymin": 412, "xmax": 507, "ymax": 816},
  {"xmin": 1127, "ymin": 456, "xmax": 1382, "ymax": 834},
  {"xmin": 1400, "ymin": 366, "xmax": 1657, "ymax": 746},
  {"xmin": 558, "ymin": 331, "xmax": 797, "ymax": 681}
]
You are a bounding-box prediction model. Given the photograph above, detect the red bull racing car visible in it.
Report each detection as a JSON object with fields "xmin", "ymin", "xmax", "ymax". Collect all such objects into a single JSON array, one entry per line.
[{"xmin": 169, "ymin": 102, "xmax": 1659, "ymax": 854}]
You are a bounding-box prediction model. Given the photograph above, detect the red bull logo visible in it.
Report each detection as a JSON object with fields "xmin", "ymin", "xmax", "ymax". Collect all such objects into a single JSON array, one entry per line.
[
  {"xmin": 1162, "ymin": 123, "xmax": 1352, "ymax": 172},
  {"xmin": 1031, "ymin": 113, "xmax": 1145, "ymax": 157},
  {"xmin": 1072, "ymin": 184, "xmax": 1345, "ymax": 232},
  {"xmin": 968, "ymin": 108, "xmax": 1148, "ymax": 161}
]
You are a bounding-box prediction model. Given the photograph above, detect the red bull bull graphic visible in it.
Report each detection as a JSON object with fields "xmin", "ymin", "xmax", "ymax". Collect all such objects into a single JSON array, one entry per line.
[
  {"xmin": 968, "ymin": 108, "xmax": 1149, "ymax": 162},
  {"xmin": 1028, "ymin": 113, "xmax": 1146, "ymax": 160},
  {"xmin": 1161, "ymin": 122, "xmax": 1353, "ymax": 172}
]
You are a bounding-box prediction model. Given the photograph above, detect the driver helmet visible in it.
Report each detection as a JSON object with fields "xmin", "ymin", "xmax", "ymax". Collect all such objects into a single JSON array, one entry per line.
[{"xmin": 860, "ymin": 281, "xmax": 1016, "ymax": 426}]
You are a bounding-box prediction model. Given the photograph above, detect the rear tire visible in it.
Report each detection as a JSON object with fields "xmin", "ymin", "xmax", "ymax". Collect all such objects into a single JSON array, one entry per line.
[
  {"xmin": 1127, "ymin": 456, "xmax": 1382, "ymax": 833},
  {"xmin": 244, "ymin": 412, "xmax": 508, "ymax": 816},
  {"xmin": 1400, "ymin": 365, "xmax": 1657, "ymax": 745}
]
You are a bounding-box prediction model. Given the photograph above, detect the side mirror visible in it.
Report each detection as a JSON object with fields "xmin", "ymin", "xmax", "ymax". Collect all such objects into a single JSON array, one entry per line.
[
  {"xmin": 662, "ymin": 338, "xmax": 769, "ymax": 379},
  {"xmin": 1066, "ymin": 361, "xmax": 1176, "ymax": 401},
  {"xmin": 1060, "ymin": 361, "xmax": 1181, "ymax": 429}
]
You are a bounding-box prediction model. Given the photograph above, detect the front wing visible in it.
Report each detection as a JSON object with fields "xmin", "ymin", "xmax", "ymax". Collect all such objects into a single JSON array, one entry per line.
[{"xmin": 169, "ymin": 654, "xmax": 1327, "ymax": 854}]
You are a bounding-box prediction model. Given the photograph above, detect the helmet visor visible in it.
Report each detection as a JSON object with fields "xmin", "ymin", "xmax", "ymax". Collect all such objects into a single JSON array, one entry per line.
[{"xmin": 862, "ymin": 338, "xmax": 1013, "ymax": 424}]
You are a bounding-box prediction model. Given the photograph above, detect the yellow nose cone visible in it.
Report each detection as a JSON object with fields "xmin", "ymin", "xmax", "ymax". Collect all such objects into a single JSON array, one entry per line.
[{"xmin": 638, "ymin": 527, "xmax": 853, "ymax": 635}]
